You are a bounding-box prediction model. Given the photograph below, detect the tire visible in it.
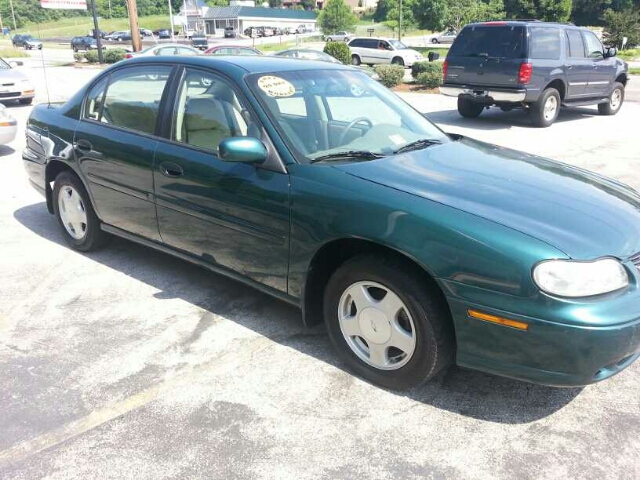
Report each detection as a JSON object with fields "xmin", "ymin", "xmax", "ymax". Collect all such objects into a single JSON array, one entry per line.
[
  {"xmin": 431, "ymin": 38, "xmax": 439, "ymax": 44},
  {"xmin": 351, "ymin": 54, "xmax": 361, "ymax": 66},
  {"xmin": 531, "ymin": 87, "xmax": 561, "ymax": 127},
  {"xmin": 324, "ymin": 255, "xmax": 454, "ymax": 390},
  {"xmin": 52, "ymin": 171, "xmax": 110, "ymax": 252},
  {"xmin": 326, "ymin": 37, "xmax": 332, "ymax": 42},
  {"xmin": 72, "ymin": 46, "xmax": 78, "ymax": 52},
  {"xmin": 19, "ymin": 98, "xmax": 33, "ymax": 105},
  {"xmin": 391, "ymin": 57, "xmax": 404, "ymax": 66},
  {"xmin": 457, "ymin": 97, "xmax": 484, "ymax": 118},
  {"xmin": 598, "ymin": 82, "xmax": 624, "ymax": 116}
]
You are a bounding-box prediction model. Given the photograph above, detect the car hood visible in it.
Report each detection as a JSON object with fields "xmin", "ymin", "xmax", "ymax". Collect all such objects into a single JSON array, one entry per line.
[
  {"xmin": 334, "ymin": 136, "xmax": 640, "ymax": 259},
  {"xmin": 0, "ymin": 69, "xmax": 29, "ymax": 82}
]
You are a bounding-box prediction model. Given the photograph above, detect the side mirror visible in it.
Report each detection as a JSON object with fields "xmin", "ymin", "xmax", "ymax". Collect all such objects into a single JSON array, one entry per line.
[
  {"xmin": 8, "ymin": 60, "xmax": 22, "ymax": 68},
  {"xmin": 604, "ymin": 47, "xmax": 617, "ymax": 58},
  {"xmin": 428, "ymin": 52, "xmax": 439, "ymax": 62},
  {"xmin": 219, "ymin": 137, "xmax": 268, "ymax": 164}
]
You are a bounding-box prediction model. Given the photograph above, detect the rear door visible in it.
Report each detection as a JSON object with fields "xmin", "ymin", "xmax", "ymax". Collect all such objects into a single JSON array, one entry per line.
[
  {"xmin": 74, "ymin": 64, "xmax": 173, "ymax": 241},
  {"xmin": 445, "ymin": 25, "xmax": 526, "ymax": 87},
  {"xmin": 564, "ymin": 29, "xmax": 590, "ymax": 98}
]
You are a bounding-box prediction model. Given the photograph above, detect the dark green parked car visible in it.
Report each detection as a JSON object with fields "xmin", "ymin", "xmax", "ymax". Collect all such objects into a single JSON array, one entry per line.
[{"xmin": 23, "ymin": 56, "xmax": 640, "ymax": 390}]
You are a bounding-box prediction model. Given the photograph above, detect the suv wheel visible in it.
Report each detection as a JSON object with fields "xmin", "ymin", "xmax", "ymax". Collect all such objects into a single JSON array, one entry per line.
[
  {"xmin": 351, "ymin": 54, "xmax": 361, "ymax": 66},
  {"xmin": 391, "ymin": 57, "xmax": 404, "ymax": 67},
  {"xmin": 53, "ymin": 171, "xmax": 110, "ymax": 252},
  {"xmin": 598, "ymin": 82, "xmax": 624, "ymax": 116},
  {"xmin": 531, "ymin": 87, "xmax": 561, "ymax": 127},
  {"xmin": 324, "ymin": 255, "xmax": 454, "ymax": 390},
  {"xmin": 457, "ymin": 97, "xmax": 484, "ymax": 118}
]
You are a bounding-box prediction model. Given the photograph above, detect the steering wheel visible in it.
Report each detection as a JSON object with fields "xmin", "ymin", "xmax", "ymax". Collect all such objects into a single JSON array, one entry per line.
[{"xmin": 338, "ymin": 117, "xmax": 373, "ymax": 145}]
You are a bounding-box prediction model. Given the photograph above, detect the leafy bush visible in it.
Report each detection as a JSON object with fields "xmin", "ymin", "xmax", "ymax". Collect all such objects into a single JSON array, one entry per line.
[
  {"xmin": 73, "ymin": 52, "xmax": 84, "ymax": 63},
  {"xmin": 323, "ymin": 41, "xmax": 350, "ymax": 65},
  {"xmin": 83, "ymin": 50, "xmax": 99, "ymax": 63},
  {"xmin": 411, "ymin": 61, "xmax": 442, "ymax": 79},
  {"xmin": 416, "ymin": 70, "xmax": 443, "ymax": 89},
  {"xmin": 105, "ymin": 49, "xmax": 127, "ymax": 64},
  {"xmin": 374, "ymin": 64, "xmax": 405, "ymax": 88}
]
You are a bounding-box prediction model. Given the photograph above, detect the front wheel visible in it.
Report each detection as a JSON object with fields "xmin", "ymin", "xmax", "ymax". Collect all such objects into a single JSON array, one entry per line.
[
  {"xmin": 326, "ymin": 37, "xmax": 332, "ymax": 42},
  {"xmin": 431, "ymin": 38, "xmax": 438, "ymax": 44},
  {"xmin": 598, "ymin": 82, "xmax": 624, "ymax": 116},
  {"xmin": 351, "ymin": 54, "xmax": 361, "ymax": 66},
  {"xmin": 457, "ymin": 97, "xmax": 484, "ymax": 118},
  {"xmin": 324, "ymin": 255, "xmax": 454, "ymax": 390},
  {"xmin": 391, "ymin": 57, "xmax": 404, "ymax": 67},
  {"xmin": 19, "ymin": 98, "xmax": 33, "ymax": 105},
  {"xmin": 53, "ymin": 171, "xmax": 111, "ymax": 251},
  {"xmin": 531, "ymin": 87, "xmax": 560, "ymax": 127}
]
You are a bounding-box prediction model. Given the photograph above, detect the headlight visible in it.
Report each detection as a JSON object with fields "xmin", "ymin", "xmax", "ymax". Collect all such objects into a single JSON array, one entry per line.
[{"xmin": 533, "ymin": 258, "xmax": 629, "ymax": 297}]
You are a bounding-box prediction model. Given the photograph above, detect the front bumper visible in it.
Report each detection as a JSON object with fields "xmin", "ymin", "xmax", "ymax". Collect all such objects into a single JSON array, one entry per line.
[
  {"xmin": 440, "ymin": 85, "xmax": 527, "ymax": 103},
  {"xmin": 441, "ymin": 274, "xmax": 640, "ymax": 386}
]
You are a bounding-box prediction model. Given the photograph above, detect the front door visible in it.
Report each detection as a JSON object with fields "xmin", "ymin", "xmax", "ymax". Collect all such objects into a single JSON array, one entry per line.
[
  {"xmin": 582, "ymin": 30, "xmax": 616, "ymax": 96},
  {"xmin": 74, "ymin": 64, "xmax": 173, "ymax": 241},
  {"xmin": 153, "ymin": 67, "xmax": 290, "ymax": 292}
]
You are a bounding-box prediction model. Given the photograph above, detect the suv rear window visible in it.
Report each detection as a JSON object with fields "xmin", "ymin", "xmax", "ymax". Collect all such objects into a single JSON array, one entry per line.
[
  {"xmin": 449, "ymin": 25, "xmax": 525, "ymax": 58},
  {"xmin": 529, "ymin": 27, "xmax": 560, "ymax": 59}
]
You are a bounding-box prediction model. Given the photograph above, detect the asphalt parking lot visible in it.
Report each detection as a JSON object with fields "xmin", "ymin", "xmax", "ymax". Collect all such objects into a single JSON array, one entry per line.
[{"xmin": 1, "ymin": 65, "xmax": 639, "ymax": 479}]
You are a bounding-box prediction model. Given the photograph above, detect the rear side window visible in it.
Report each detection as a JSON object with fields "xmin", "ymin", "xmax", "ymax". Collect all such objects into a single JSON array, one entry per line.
[
  {"xmin": 98, "ymin": 66, "xmax": 172, "ymax": 135},
  {"xmin": 566, "ymin": 30, "xmax": 585, "ymax": 58},
  {"xmin": 529, "ymin": 27, "xmax": 560, "ymax": 59},
  {"xmin": 449, "ymin": 26, "xmax": 525, "ymax": 58}
]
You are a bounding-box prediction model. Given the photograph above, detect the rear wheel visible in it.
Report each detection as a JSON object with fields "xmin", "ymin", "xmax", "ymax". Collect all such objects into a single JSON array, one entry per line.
[
  {"xmin": 457, "ymin": 97, "xmax": 484, "ymax": 118},
  {"xmin": 351, "ymin": 54, "xmax": 361, "ymax": 66},
  {"xmin": 326, "ymin": 37, "xmax": 332, "ymax": 42},
  {"xmin": 324, "ymin": 255, "xmax": 454, "ymax": 390},
  {"xmin": 53, "ymin": 171, "xmax": 110, "ymax": 252},
  {"xmin": 598, "ymin": 82, "xmax": 624, "ymax": 116},
  {"xmin": 531, "ymin": 87, "xmax": 560, "ymax": 127}
]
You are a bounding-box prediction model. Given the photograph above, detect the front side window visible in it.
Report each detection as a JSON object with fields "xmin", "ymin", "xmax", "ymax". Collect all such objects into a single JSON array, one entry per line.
[
  {"xmin": 566, "ymin": 30, "xmax": 585, "ymax": 58},
  {"xmin": 172, "ymin": 68, "xmax": 254, "ymax": 153},
  {"xmin": 583, "ymin": 31, "xmax": 603, "ymax": 58},
  {"xmin": 529, "ymin": 27, "xmax": 560, "ymax": 60},
  {"xmin": 248, "ymin": 69, "xmax": 448, "ymax": 162},
  {"xmin": 97, "ymin": 66, "xmax": 171, "ymax": 134}
]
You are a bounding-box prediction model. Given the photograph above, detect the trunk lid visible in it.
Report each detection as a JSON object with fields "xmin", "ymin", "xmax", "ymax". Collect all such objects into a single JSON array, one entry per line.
[{"xmin": 445, "ymin": 24, "xmax": 527, "ymax": 87}]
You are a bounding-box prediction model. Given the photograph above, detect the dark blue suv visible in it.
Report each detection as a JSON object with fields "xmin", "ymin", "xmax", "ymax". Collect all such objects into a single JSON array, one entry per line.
[{"xmin": 441, "ymin": 21, "xmax": 629, "ymax": 127}]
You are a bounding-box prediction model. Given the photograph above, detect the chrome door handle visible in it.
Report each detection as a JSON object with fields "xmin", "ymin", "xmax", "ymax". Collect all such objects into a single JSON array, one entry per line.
[{"xmin": 160, "ymin": 162, "xmax": 184, "ymax": 178}]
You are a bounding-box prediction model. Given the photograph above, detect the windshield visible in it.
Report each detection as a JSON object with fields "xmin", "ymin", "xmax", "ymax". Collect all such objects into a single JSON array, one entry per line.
[
  {"xmin": 449, "ymin": 25, "xmax": 525, "ymax": 58},
  {"xmin": 388, "ymin": 39, "xmax": 408, "ymax": 49},
  {"xmin": 248, "ymin": 69, "xmax": 448, "ymax": 163}
]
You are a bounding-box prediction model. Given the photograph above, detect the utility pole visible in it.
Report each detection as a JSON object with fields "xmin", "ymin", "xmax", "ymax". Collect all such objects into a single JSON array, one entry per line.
[
  {"xmin": 90, "ymin": 0, "xmax": 104, "ymax": 63},
  {"xmin": 9, "ymin": 0, "xmax": 17, "ymax": 32},
  {"xmin": 168, "ymin": 0, "xmax": 175, "ymax": 41},
  {"xmin": 398, "ymin": 0, "xmax": 402, "ymax": 41},
  {"xmin": 127, "ymin": 0, "xmax": 143, "ymax": 52}
]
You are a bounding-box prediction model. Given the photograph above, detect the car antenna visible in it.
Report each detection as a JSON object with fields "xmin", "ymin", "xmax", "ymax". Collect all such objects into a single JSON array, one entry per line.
[{"xmin": 36, "ymin": 23, "xmax": 51, "ymax": 107}]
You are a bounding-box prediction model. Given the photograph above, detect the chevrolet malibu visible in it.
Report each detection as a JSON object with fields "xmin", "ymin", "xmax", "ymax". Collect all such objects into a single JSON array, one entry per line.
[{"xmin": 22, "ymin": 56, "xmax": 640, "ymax": 390}]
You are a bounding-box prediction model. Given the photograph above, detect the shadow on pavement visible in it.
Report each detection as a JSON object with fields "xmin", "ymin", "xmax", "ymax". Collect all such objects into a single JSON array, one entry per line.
[
  {"xmin": 0, "ymin": 145, "xmax": 15, "ymax": 157},
  {"xmin": 14, "ymin": 202, "xmax": 583, "ymax": 424},
  {"xmin": 426, "ymin": 106, "xmax": 601, "ymax": 130}
]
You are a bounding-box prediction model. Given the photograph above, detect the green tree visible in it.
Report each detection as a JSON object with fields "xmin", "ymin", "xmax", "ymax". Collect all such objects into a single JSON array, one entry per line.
[
  {"xmin": 384, "ymin": 0, "xmax": 418, "ymax": 31},
  {"xmin": 504, "ymin": 0, "xmax": 572, "ymax": 22},
  {"xmin": 318, "ymin": 0, "xmax": 357, "ymax": 34},
  {"xmin": 414, "ymin": 0, "xmax": 448, "ymax": 30},
  {"xmin": 603, "ymin": 7, "xmax": 640, "ymax": 46},
  {"xmin": 374, "ymin": 0, "xmax": 391, "ymax": 22}
]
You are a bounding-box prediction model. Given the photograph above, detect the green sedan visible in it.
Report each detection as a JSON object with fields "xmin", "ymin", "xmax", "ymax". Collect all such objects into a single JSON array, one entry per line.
[{"xmin": 22, "ymin": 56, "xmax": 640, "ymax": 389}]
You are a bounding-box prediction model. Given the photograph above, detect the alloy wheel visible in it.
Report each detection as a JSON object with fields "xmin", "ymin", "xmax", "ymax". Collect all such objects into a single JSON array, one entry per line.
[
  {"xmin": 610, "ymin": 88, "xmax": 622, "ymax": 110},
  {"xmin": 543, "ymin": 95, "xmax": 558, "ymax": 121}
]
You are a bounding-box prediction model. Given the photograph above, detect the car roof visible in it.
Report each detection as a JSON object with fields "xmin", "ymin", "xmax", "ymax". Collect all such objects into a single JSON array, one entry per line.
[
  {"xmin": 122, "ymin": 55, "xmax": 350, "ymax": 75},
  {"xmin": 466, "ymin": 20, "xmax": 587, "ymax": 29}
]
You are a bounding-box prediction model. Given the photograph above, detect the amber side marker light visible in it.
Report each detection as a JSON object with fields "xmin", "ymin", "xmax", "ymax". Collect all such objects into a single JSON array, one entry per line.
[{"xmin": 467, "ymin": 309, "xmax": 529, "ymax": 331}]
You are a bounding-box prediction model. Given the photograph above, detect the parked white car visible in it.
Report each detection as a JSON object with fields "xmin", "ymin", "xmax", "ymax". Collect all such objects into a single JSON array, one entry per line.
[
  {"xmin": 325, "ymin": 31, "xmax": 354, "ymax": 42},
  {"xmin": 348, "ymin": 37, "xmax": 423, "ymax": 67},
  {"xmin": 430, "ymin": 29, "xmax": 457, "ymax": 44},
  {"xmin": 0, "ymin": 104, "xmax": 17, "ymax": 145}
]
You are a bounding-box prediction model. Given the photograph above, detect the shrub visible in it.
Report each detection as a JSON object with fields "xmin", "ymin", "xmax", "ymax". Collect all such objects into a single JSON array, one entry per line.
[
  {"xmin": 416, "ymin": 70, "xmax": 443, "ymax": 89},
  {"xmin": 374, "ymin": 64, "xmax": 405, "ymax": 88},
  {"xmin": 73, "ymin": 52, "xmax": 84, "ymax": 63},
  {"xmin": 83, "ymin": 50, "xmax": 99, "ymax": 63},
  {"xmin": 411, "ymin": 61, "xmax": 442, "ymax": 79},
  {"xmin": 323, "ymin": 41, "xmax": 350, "ymax": 64},
  {"xmin": 105, "ymin": 49, "xmax": 127, "ymax": 64}
]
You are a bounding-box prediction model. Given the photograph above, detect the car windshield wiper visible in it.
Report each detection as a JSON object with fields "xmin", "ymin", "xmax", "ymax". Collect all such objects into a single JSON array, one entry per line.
[
  {"xmin": 393, "ymin": 138, "xmax": 442, "ymax": 154},
  {"xmin": 310, "ymin": 150, "xmax": 386, "ymax": 164}
]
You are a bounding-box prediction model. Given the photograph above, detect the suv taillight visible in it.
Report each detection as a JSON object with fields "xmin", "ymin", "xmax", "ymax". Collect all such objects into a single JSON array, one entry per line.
[
  {"xmin": 518, "ymin": 62, "xmax": 532, "ymax": 84},
  {"xmin": 443, "ymin": 60, "xmax": 448, "ymax": 78}
]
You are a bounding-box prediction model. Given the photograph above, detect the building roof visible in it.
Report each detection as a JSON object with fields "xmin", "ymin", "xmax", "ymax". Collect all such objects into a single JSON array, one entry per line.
[{"xmin": 205, "ymin": 6, "xmax": 316, "ymax": 20}]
